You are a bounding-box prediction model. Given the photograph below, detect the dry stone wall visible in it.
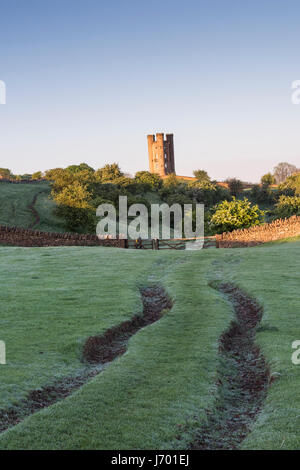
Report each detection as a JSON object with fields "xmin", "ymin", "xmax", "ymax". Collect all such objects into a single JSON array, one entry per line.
[
  {"xmin": 0, "ymin": 225, "xmax": 125, "ymax": 248},
  {"xmin": 216, "ymin": 215, "xmax": 300, "ymax": 248}
]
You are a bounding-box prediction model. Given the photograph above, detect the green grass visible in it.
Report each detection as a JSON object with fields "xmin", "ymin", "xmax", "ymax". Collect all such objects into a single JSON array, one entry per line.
[
  {"xmin": 0, "ymin": 240, "xmax": 299, "ymax": 449},
  {"xmin": 224, "ymin": 245, "xmax": 300, "ymax": 450},
  {"xmin": 0, "ymin": 182, "xmax": 65, "ymax": 232},
  {"xmin": 263, "ymin": 235, "xmax": 300, "ymax": 245},
  {"xmin": 0, "ymin": 247, "xmax": 231, "ymax": 449},
  {"xmin": 0, "ymin": 247, "xmax": 165, "ymax": 409}
]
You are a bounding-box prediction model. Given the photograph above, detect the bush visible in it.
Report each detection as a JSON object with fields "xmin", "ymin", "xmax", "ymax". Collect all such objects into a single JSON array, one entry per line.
[
  {"xmin": 274, "ymin": 195, "xmax": 300, "ymax": 218},
  {"xmin": 250, "ymin": 184, "xmax": 276, "ymax": 205},
  {"xmin": 226, "ymin": 178, "xmax": 243, "ymax": 197},
  {"xmin": 261, "ymin": 173, "xmax": 276, "ymax": 186},
  {"xmin": 188, "ymin": 180, "xmax": 230, "ymax": 207},
  {"xmin": 193, "ymin": 169, "xmax": 210, "ymax": 183},
  {"xmin": 95, "ymin": 163, "xmax": 123, "ymax": 182},
  {"xmin": 31, "ymin": 171, "xmax": 43, "ymax": 180},
  {"xmin": 134, "ymin": 171, "xmax": 162, "ymax": 191},
  {"xmin": 278, "ymin": 173, "xmax": 300, "ymax": 196},
  {"xmin": 210, "ymin": 197, "xmax": 265, "ymax": 234}
]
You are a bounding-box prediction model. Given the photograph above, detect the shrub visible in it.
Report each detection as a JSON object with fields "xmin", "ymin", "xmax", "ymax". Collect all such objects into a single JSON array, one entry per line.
[
  {"xmin": 95, "ymin": 163, "xmax": 123, "ymax": 182},
  {"xmin": 274, "ymin": 195, "xmax": 300, "ymax": 218},
  {"xmin": 278, "ymin": 173, "xmax": 300, "ymax": 196},
  {"xmin": 31, "ymin": 171, "xmax": 43, "ymax": 180},
  {"xmin": 261, "ymin": 173, "xmax": 276, "ymax": 186},
  {"xmin": 193, "ymin": 169, "xmax": 210, "ymax": 183},
  {"xmin": 211, "ymin": 197, "xmax": 265, "ymax": 233},
  {"xmin": 188, "ymin": 180, "xmax": 230, "ymax": 207},
  {"xmin": 226, "ymin": 178, "xmax": 243, "ymax": 197},
  {"xmin": 134, "ymin": 171, "xmax": 162, "ymax": 191},
  {"xmin": 250, "ymin": 184, "xmax": 276, "ymax": 205}
]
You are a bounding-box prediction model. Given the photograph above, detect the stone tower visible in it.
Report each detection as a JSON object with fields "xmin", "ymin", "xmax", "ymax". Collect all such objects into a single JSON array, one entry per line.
[{"xmin": 147, "ymin": 133, "xmax": 175, "ymax": 176}]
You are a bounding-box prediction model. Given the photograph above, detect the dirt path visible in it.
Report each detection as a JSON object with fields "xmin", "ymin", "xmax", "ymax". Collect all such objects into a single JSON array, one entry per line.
[
  {"xmin": 27, "ymin": 191, "xmax": 44, "ymax": 229},
  {"xmin": 190, "ymin": 282, "xmax": 270, "ymax": 450},
  {"xmin": 0, "ymin": 286, "xmax": 172, "ymax": 434}
]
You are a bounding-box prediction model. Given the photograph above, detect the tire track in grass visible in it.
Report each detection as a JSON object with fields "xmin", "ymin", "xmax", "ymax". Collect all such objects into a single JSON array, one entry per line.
[
  {"xmin": 0, "ymin": 286, "xmax": 172, "ymax": 434},
  {"xmin": 190, "ymin": 282, "xmax": 270, "ymax": 450}
]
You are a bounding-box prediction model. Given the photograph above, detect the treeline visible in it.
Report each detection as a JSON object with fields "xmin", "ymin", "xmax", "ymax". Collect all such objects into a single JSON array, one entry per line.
[
  {"xmin": 248, "ymin": 172, "xmax": 300, "ymax": 219},
  {"xmin": 0, "ymin": 168, "xmax": 44, "ymax": 180},
  {"xmin": 44, "ymin": 163, "xmax": 230, "ymax": 234},
  {"xmin": 2, "ymin": 161, "xmax": 299, "ymax": 235},
  {"xmin": 43, "ymin": 162, "xmax": 300, "ymax": 235}
]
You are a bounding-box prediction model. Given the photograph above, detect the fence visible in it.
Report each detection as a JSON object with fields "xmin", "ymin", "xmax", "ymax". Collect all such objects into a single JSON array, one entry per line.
[{"xmin": 126, "ymin": 237, "xmax": 216, "ymax": 250}]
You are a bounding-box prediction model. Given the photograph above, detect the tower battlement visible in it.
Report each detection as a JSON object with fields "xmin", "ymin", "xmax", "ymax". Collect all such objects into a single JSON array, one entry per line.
[{"xmin": 147, "ymin": 132, "xmax": 175, "ymax": 176}]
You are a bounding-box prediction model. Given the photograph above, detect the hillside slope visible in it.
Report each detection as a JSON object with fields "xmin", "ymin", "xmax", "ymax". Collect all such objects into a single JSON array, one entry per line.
[{"xmin": 0, "ymin": 182, "xmax": 65, "ymax": 232}]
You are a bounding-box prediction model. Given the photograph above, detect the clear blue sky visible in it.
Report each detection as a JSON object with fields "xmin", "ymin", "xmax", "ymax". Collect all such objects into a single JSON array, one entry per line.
[{"xmin": 0, "ymin": 0, "xmax": 299, "ymax": 182}]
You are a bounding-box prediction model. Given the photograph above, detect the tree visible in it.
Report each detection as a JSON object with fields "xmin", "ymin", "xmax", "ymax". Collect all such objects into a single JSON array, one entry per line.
[
  {"xmin": 32, "ymin": 171, "xmax": 43, "ymax": 180},
  {"xmin": 53, "ymin": 181, "xmax": 91, "ymax": 209},
  {"xmin": 250, "ymin": 184, "xmax": 275, "ymax": 205},
  {"xmin": 279, "ymin": 173, "xmax": 300, "ymax": 195},
  {"xmin": 134, "ymin": 171, "xmax": 162, "ymax": 191},
  {"xmin": 226, "ymin": 178, "xmax": 243, "ymax": 197},
  {"xmin": 0, "ymin": 168, "xmax": 12, "ymax": 179},
  {"xmin": 211, "ymin": 197, "xmax": 265, "ymax": 233},
  {"xmin": 274, "ymin": 162, "xmax": 297, "ymax": 184},
  {"xmin": 261, "ymin": 172, "xmax": 275, "ymax": 186},
  {"xmin": 274, "ymin": 195, "xmax": 300, "ymax": 218},
  {"xmin": 95, "ymin": 163, "xmax": 123, "ymax": 182},
  {"xmin": 163, "ymin": 173, "xmax": 179, "ymax": 188},
  {"xmin": 66, "ymin": 163, "xmax": 95, "ymax": 174},
  {"xmin": 193, "ymin": 169, "xmax": 210, "ymax": 183},
  {"xmin": 45, "ymin": 168, "xmax": 75, "ymax": 193}
]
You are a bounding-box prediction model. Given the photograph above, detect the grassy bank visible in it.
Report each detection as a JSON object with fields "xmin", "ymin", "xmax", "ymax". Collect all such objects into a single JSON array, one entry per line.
[{"xmin": 0, "ymin": 182, "xmax": 64, "ymax": 232}]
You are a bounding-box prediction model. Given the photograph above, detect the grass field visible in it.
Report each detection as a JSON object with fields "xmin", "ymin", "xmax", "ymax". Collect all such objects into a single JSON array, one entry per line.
[
  {"xmin": 0, "ymin": 182, "xmax": 65, "ymax": 232},
  {"xmin": 0, "ymin": 239, "xmax": 299, "ymax": 449}
]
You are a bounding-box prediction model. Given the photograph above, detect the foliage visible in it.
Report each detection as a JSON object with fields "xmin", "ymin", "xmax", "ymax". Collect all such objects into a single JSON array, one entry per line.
[
  {"xmin": 250, "ymin": 184, "xmax": 276, "ymax": 205},
  {"xmin": 162, "ymin": 173, "xmax": 180, "ymax": 188},
  {"xmin": 95, "ymin": 163, "xmax": 123, "ymax": 182},
  {"xmin": 226, "ymin": 178, "xmax": 243, "ymax": 197},
  {"xmin": 31, "ymin": 171, "xmax": 43, "ymax": 180},
  {"xmin": 66, "ymin": 163, "xmax": 95, "ymax": 174},
  {"xmin": 278, "ymin": 173, "xmax": 300, "ymax": 195},
  {"xmin": 134, "ymin": 171, "xmax": 162, "ymax": 191},
  {"xmin": 211, "ymin": 197, "xmax": 265, "ymax": 233},
  {"xmin": 188, "ymin": 180, "xmax": 230, "ymax": 207},
  {"xmin": 0, "ymin": 168, "xmax": 12, "ymax": 179},
  {"xmin": 52, "ymin": 181, "xmax": 94, "ymax": 232},
  {"xmin": 274, "ymin": 195, "xmax": 300, "ymax": 218},
  {"xmin": 193, "ymin": 169, "xmax": 210, "ymax": 182},
  {"xmin": 261, "ymin": 172, "xmax": 276, "ymax": 186},
  {"xmin": 53, "ymin": 181, "xmax": 91, "ymax": 209},
  {"xmin": 273, "ymin": 162, "xmax": 298, "ymax": 184}
]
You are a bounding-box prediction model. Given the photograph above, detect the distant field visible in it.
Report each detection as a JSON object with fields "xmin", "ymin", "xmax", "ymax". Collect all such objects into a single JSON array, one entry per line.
[
  {"xmin": 0, "ymin": 240, "xmax": 299, "ymax": 449},
  {"xmin": 0, "ymin": 182, "xmax": 65, "ymax": 232}
]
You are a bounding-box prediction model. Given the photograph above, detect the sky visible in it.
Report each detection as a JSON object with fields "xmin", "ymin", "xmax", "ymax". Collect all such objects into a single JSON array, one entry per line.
[{"xmin": 0, "ymin": 0, "xmax": 300, "ymax": 182}]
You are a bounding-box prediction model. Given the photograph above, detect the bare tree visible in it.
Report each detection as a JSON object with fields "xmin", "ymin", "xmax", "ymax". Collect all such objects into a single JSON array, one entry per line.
[{"xmin": 273, "ymin": 162, "xmax": 297, "ymax": 184}]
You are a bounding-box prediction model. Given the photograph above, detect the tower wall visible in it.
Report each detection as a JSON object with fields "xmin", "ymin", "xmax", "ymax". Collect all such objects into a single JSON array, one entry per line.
[{"xmin": 147, "ymin": 132, "xmax": 175, "ymax": 176}]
